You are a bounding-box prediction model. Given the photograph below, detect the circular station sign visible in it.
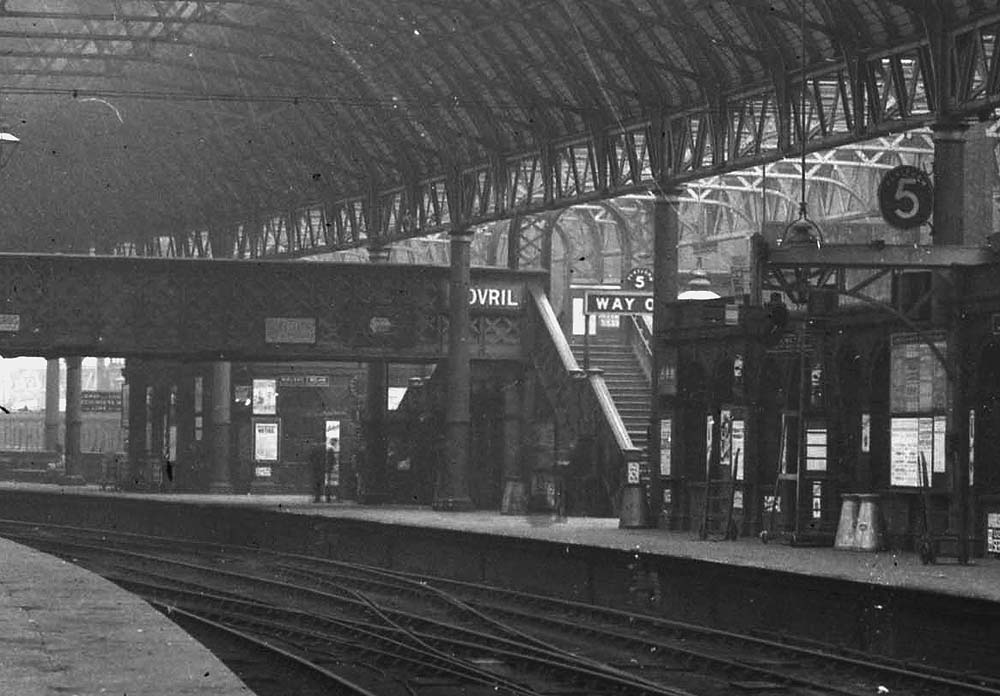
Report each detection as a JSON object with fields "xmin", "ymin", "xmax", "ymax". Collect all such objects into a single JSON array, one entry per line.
[
  {"xmin": 624, "ymin": 266, "xmax": 654, "ymax": 291},
  {"xmin": 878, "ymin": 165, "xmax": 933, "ymax": 230}
]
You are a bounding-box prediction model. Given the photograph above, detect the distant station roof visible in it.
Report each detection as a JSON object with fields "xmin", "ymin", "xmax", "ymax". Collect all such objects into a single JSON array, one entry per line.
[{"xmin": 1, "ymin": 1, "xmax": 999, "ymax": 256}]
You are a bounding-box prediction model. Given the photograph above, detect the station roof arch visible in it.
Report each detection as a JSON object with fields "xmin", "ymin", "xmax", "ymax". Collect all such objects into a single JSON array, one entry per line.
[{"xmin": 1, "ymin": 1, "xmax": 999, "ymax": 257}]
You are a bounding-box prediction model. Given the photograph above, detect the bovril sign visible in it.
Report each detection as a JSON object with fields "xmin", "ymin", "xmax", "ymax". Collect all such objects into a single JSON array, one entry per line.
[{"xmin": 469, "ymin": 286, "xmax": 520, "ymax": 308}]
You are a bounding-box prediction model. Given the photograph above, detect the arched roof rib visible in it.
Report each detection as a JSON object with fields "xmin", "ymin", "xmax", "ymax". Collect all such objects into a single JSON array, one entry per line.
[{"xmin": 0, "ymin": 1, "xmax": 999, "ymax": 256}]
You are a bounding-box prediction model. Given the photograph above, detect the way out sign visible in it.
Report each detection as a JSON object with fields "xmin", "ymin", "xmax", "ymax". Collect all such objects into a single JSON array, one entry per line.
[{"xmin": 584, "ymin": 290, "xmax": 653, "ymax": 315}]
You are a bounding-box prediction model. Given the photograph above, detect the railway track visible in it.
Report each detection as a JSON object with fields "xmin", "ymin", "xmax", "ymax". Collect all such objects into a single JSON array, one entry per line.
[{"xmin": 0, "ymin": 519, "xmax": 995, "ymax": 696}]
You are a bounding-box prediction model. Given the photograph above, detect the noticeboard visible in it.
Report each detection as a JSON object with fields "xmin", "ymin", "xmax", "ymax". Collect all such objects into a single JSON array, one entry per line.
[
  {"xmin": 805, "ymin": 426, "xmax": 827, "ymax": 472},
  {"xmin": 987, "ymin": 513, "xmax": 1000, "ymax": 555},
  {"xmin": 659, "ymin": 419, "xmax": 671, "ymax": 477},
  {"xmin": 890, "ymin": 332, "xmax": 946, "ymax": 413},
  {"xmin": 82, "ymin": 390, "xmax": 123, "ymax": 412},
  {"xmin": 253, "ymin": 421, "xmax": 280, "ymax": 462},
  {"xmin": 252, "ymin": 379, "xmax": 277, "ymax": 415},
  {"xmin": 890, "ymin": 416, "xmax": 945, "ymax": 486}
]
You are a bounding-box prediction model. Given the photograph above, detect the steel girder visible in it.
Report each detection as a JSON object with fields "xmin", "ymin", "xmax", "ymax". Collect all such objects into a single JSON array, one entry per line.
[{"xmin": 114, "ymin": 16, "xmax": 1000, "ymax": 260}]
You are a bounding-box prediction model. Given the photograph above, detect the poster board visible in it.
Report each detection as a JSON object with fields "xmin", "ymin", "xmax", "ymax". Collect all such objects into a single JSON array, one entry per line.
[
  {"xmin": 253, "ymin": 420, "xmax": 280, "ymax": 462},
  {"xmin": 324, "ymin": 419, "xmax": 341, "ymax": 486},
  {"xmin": 890, "ymin": 416, "xmax": 946, "ymax": 486},
  {"xmin": 890, "ymin": 332, "xmax": 946, "ymax": 412},
  {"xmin": 731, "ymin": 418, "xmax": 745, "ymax": 481},
  {"xmin": 805, "ymin": 426, "xmax": 827, "ymax": 472},
  {"xmin": 659, "ymin": 419, "xmax": 671, "ymax": 477},
  {"xmin": 252, "ymin": 379, "xmax": 277, "ymax": 415}
]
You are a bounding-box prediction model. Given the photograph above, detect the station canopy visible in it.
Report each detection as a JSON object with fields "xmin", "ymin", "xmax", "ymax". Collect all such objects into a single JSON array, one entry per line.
[{"xmin": 0, "ymin": 1, "xmax": 998, "ymax": 256}]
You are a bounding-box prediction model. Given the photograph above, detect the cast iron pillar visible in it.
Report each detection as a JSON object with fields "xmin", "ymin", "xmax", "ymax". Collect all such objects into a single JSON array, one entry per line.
[
  {"xmin": 435, "ymin": 229, "xmax": 474, "ymax": 511},
  {"xmin": 208, "ymin": 361, "xmax": 233, "ymax": 493},
  {"xmin": 63, "ymin": 356, "xmax": 82, "ymax": 478},
  {"xmin": 932, "ymin": 120, "xmax": 971, "ymax": 563},
  {"xmin": 500, "ymin": 380, "xmax": 526, "ymax": 514},
  {"xmin": 646, "ymin": 186, "xmax": 682, "ymax": 528},
  {"xmin": 361, "ymin": 359, "xmax": 389, "ymax": 503},
  {"xmin": 43, "ymin": 359, "xmax": 60, "ymax": 452},
  {"xmin": 125, "ymin": 361, "xmax": 148, "ymax": 487},
  {"xmin": 175, "ymin": 367, "xmax": 196, "ymax": 490},
  {"xmin": 360, "ymin": 244, "xmax": 391, "ymax": 504}
]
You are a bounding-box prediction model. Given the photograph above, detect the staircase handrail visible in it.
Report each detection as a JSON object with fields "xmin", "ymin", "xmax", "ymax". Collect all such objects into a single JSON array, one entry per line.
[
  {"xmin": 529, "ymin": 285, "xmax": 584, "ymax": 376},
  {"xmin": 624, "ymin": 315, "xmax": 653, "ymax": 384},
  {"xmin": 527, "ymin": 287, "xmax": 641, "ymax": 458},
  {"xmin": 586, "ymin": 369, "xmax": 640, "ymax": 455}
]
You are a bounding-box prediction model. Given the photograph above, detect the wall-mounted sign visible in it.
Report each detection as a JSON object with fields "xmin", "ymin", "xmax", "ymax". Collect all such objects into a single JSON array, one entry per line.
[
  {"xmin": 0, "ymin": 314, "xmax": 19, "ymax": 332},
  {"xmin": 264, "ymin": 317, "xmax": 316, "ymax": 344},
  {"xmin": 277, "ymin": 375, "xmax": 331, "ymax": 388},
  {"xmin": 627, "ymin": 461, "xmax": 641, "ymax": 484},
  {"xmin": 252, "ymin": 379, "xmax": 277, "ymax": 415},
  {"xmin": 878, "ymin": 164, "xmax": 933, "ymax": 230},
  {"xmin": 369, "ymin": 317, "xmax": 393, "ymax": 334},
  {"xmin": 81, "ymin": 390, "xmax": 123, "ymax": 412},
  {"xmin": 584, "ymin": 290, "xmax": 653, "ymax": 315},
  {"xmin": 624, "ymin": 267, "xmax": 654, "ymax": 291},
  {"xmin": 254, "ymin": 466, "xmax": 272, "ymax": 478},
  {"xmin": 469, "ymin": 286, "xmax": 520, "ymax": 308}
]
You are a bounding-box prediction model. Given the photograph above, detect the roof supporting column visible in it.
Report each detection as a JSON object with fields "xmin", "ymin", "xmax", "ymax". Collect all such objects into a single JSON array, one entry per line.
[
  {"xmin": 646, "ymin": 184, "xmax": 683, "ymax": 529},
  {"xmin": 932, "ymin": 117, "xmax": 972, "ymax": 564},
  {"xmin": 436, "ymin": 173, "xmax": 474, "ymax": 511}
]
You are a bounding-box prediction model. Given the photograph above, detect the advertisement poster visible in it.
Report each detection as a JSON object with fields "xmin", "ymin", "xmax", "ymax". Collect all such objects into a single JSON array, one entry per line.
[
  {"xmin": 890, "ymin": 417, "xmax": 920, "ymax": 487},
  {"xmin": 659, "ymin": 419, "xmax": 671, "ymax": 477},
  {"xmin": 933, "ymin": 416, "xmax": 946, "ymax": 473},
  {"xmin": 254, "ymin": 421, "xmax": 279, "ymax": 462},
  {"xmin": 705, "ymin": 414, "xmax": 715, "ymax": 474},
  {"xmin": 720, "ymin": 409, "xmax": 733, "ymax": 471},
  {"xmin": 970, "ymin": 409, "xmax": 976, "ymax": 486},
  {"xmin": 325, "ymin": 419, "xmax": 342, "ymax": 486},
  {"xmin": 805, "ymin": 427, "xmax": 827, "ymax": 471},
  {"xmin": 731, "ymin": 419, "xmax": 745, "ymax": 480},
  {"xmin": 861, "ymin": 413, "xmax": 870, "ymax": 453},
  {"xmin": 252, "ymin": 379, "xmax": 277, "ymax": 415}
]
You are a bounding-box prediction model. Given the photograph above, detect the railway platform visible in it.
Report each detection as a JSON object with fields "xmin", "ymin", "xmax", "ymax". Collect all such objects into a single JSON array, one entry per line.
[
  {"xmin": 1, "ymin": 482, "xmax": 998, "ymax": 675},
  {"xmin": 2, "ymin": 481, "xmax": 999, "ymax": 602},
  {"xmin": 0, "ymin": 531, "xmax": 251, "ymax": 695}
]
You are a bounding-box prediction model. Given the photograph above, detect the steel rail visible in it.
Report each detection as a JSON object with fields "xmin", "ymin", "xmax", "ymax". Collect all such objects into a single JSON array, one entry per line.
[
  {"xmin": 146, "ymin": 602, "xmax": 385, "ymax": 696},
  {"xmin": 4, "ymin": 530, "xmax": 692, "ymax": 696},
  {"xmin": 1, "ymin": 519, "xmax": 994, "ymax": 695}
]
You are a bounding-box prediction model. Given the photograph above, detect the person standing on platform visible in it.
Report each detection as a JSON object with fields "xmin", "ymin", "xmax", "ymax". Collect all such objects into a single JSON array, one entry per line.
[{"xmin": 308, "ymin": 441, "xmax": 326, "ymax": 503}]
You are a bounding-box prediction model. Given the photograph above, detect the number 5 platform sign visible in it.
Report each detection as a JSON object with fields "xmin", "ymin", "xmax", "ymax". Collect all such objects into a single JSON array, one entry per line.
[{"xmin": 878, "ymin": 165, "xmax": 933, "ymax": 230}]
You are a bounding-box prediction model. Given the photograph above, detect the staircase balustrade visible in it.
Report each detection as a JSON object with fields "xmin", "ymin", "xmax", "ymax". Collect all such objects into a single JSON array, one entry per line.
[
  {"xmin": 625, "ymin": 315, "xmax": 653, "ymax": 384},
  {"xmin": 527, "ymin": 287, "xmax": 643, "ymax": 512}
]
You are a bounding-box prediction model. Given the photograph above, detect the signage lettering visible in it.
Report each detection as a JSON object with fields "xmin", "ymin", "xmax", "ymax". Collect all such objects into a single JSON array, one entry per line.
[
  {"xmin": 265, "ymin": 317, "xmax": 315, "ymax": 344},
  {"xmin": 277, "ymin": 375, "xmax": 331, "ymax": 388},
  {"xmin": 81, "ymin": 390, "xmax": 123, "ymax": 413},
  {"xmin": 0, "ymin": 314, "xmax": 19, "ymax": 332},
  {"xmin": 468, "ymin": 287, "xmax": 520, "ymax": 308},
  {"xmin": 584, "ymin": 291, "xmax": 654, "ymax": 315}
]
